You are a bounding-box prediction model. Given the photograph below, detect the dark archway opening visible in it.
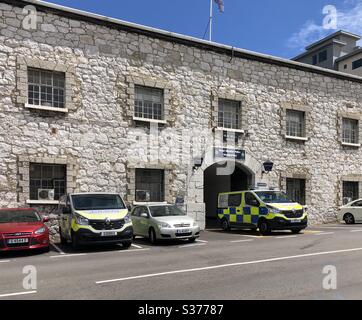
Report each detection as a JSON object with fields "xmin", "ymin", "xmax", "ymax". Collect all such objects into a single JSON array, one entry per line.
[{"xmin": 204, "ymin": 162, "xmax": 253, "ymax": 228}]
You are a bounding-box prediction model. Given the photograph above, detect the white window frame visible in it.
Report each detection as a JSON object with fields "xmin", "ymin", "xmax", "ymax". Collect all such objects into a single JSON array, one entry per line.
[{"xmin": 286, "ymin": 110, "xmax": 306, "ymax": 138}]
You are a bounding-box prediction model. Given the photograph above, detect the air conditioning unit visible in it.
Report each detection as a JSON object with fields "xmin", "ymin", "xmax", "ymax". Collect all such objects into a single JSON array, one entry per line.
[
  {"xmin": 38, "ymin": 189, "xmax": 55, "ymax": 201},
  {"xmin": 136, "ymin": 190, "xmax": 150, "ymax": 202}
]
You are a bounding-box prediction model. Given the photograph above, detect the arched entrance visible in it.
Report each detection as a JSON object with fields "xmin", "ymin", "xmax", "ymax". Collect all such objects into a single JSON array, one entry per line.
[{"xmin": 204, "ymin": 161, "xmax": 254, "ymax": 228}]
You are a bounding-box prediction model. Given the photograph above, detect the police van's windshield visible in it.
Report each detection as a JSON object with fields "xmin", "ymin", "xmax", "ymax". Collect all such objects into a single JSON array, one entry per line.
[
  {"xmin": 255, "ymin": 191, "xmax": 293, "ymax": 204},
  {"xmin": 72, "ymin": 194, "xmax": 126, "ymax": 210}
]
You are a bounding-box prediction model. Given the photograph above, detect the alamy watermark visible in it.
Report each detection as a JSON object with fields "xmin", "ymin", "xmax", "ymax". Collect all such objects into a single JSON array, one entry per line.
[{"xmin": 322, "ymin": 265, "xmax": 337, "ymax": 290}]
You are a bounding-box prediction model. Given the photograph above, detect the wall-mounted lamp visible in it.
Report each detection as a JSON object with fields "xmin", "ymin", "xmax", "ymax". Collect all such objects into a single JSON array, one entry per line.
[
  {"xmin": 262, "ymin": 160, "xmax": 274, "ymax": 173},
  {"xmin": 193, "ymin": 157, "xmax": 204, "ymax": 170}
]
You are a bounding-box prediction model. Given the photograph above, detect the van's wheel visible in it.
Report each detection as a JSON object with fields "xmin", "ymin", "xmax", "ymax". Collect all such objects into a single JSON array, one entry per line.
[
  {"xmin": 344, "ymin": 213, "xmax": 355, "ymax": 225},
  {"xmin": 71, "ymin": 232, "xmax": 80, "ymax": 250},
  {"xmin": 59, "ymin": 228, "xmax": 67, "ymax": 245},
  {"xmin": 149, "ymin": 228, "xmax": 157, "ymax": 245},
  {"xmin": 221, "ymin": 218, "xmax": 231, "ymax": 231},
  {"xmin": 258, "ymin": 220, "xmax": 270, "ymax": 235}
]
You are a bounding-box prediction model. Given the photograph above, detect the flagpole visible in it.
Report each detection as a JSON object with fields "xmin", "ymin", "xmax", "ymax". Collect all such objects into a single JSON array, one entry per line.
[{"xmin": 209, "ymin": 0, "xmax": 213, "ymax": 42}]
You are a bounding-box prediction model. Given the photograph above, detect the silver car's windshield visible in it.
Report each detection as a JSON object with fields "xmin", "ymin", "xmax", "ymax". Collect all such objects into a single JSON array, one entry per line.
[
  {"xmin": 72, "ymin": 194, "xmax": 126, "ymax": 210},
  {"xmin": 150, "ymin": 206, "xmax": 186, "ymax": 217}
]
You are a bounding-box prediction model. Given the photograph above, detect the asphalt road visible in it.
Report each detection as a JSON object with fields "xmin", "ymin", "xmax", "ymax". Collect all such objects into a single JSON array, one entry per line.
[{"xmin": 1, "ymin": 224, "xmax": 362, "ymax": 300}]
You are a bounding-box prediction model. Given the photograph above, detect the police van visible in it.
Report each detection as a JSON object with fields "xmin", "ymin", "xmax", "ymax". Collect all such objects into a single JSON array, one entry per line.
[{"xmin": 217, "ymin": 187, "xmax": 308, "ymax": 235}]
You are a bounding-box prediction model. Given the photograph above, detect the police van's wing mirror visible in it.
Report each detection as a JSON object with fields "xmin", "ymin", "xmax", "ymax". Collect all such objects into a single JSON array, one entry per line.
[{"xmin": 62, "ymin": 206, "xmax": 71, "ymax": 214}]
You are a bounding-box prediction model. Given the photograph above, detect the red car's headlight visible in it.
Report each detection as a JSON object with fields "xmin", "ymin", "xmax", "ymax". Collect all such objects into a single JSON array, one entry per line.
[{"xmin": 34, "ymin": 227, "xmax": 46, "ymax": 235}]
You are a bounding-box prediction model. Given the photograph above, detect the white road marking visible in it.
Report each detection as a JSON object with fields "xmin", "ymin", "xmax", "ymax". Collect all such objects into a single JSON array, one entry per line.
[
  {"xmin": 50, "ymin": 253, "xmax": 87, "ymax": 258},
  {"xmin": 0, "ymin": 290, "xmax": 37, "ymax": 298},
  {"xmin": 314, "ymin": 226, "xmax": 356, "ymax": 229},
  {"xmin": 232, "ymin": 234, "xmax": 262, "ymax": 238},
  {"xmin": 96, "ymin": 247, "xmax": 362, "ymax": 284},
  {"xmin": 51, "ymin": 243, "xmax": 65, "ymax": 255},
  {"xmin": 196, "ymin": 239, "xmax": 208, "ymax": 243},
  {"xmin": 313, "ymin": 232, "xmax": 335, "ymax": 236},
  {"xmin": 178, "ymin": 243, "xmax": 207, "ymax": 249},
  {"xmin": 117, "ymin": 248, "xmax": 150, "ymax": 253},
  {"xmin": 350, "ymin": 229, "xmax": 362, "ymax": 233},
  {"xmin": 230, "ymin": 239, "xmax": 254, "ymax": 243},
  {"xmin": 0, "ymin": 260, "xmax": 11, "ymax": 263},
  {"xmin": 275, "ymin": 235, "xmax": 298, "ymax": 239},
  {"xmin": 131, "ymin": 244, "xmax": 143, "ymax": 249}
]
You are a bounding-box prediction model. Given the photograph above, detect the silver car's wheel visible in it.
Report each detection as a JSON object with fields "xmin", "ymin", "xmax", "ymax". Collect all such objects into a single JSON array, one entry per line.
[
  {"xmin": 344, "ymin": 213, "xmax": 355, "ymax": 225},
  {"xmin": 149, "ymin": 228, "xmax": 157, "ymax": 244}
]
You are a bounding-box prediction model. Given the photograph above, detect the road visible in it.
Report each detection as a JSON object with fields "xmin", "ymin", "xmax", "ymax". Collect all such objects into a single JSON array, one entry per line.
[{"xmin": 1, "ymin": 224, "xmax": 362, "ymax": 300}]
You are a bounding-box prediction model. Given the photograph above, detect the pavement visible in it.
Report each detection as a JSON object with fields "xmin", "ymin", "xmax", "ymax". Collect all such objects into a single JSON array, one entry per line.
[{"xmin": 1, "ymin": 223, "xmax": 362, "ymax": 300}]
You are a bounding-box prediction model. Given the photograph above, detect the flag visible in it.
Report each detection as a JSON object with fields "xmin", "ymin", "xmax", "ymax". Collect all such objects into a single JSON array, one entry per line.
[{"xmin": 214, "ymin": 0, "xmax": 224, "ymax": 13}]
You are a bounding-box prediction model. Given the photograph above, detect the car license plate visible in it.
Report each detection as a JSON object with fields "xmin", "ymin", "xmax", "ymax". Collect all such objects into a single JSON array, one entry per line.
[
  {"xmin": 101, "ymin": 231, "xmax": 117, "ymax": 237},
  {"xmin": 7, "ymin": 238, "xmax": 29, "ymax": 244},
  {"xmin": 176, "ymin": 229, "xmax": 191, "ymax": 234},
  {"xmin": 290, "ymin": 219, "xmax": 301, "ymax": 223}
]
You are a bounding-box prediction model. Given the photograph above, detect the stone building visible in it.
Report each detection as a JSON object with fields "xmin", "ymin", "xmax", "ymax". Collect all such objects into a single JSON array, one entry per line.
[{"xmin": 1, "ymin": 0, "xmax": 362, "ymax": 237}]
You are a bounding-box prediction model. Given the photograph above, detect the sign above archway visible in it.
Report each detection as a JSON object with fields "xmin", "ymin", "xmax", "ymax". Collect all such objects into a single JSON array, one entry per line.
[{"xmin": 214, "ymin": 147, "xmax": 245, "ymax": 161}]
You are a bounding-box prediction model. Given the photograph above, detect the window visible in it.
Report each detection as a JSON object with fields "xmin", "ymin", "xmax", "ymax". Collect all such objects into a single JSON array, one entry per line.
[
  {"xmin": 352, "ymin": 200, "xmax": 362, "ymax": 207},
  {"xmin": 245, "ymin": 193, "xmax": 259, "ymax": 206},
  {"xmin": 352, "ymin": 58, "xmax": 362, "ymax": 70},
  {"xmin": 286, "ymin": 178, "xmax": 306, "ymax": 205},
  {"xmin": 29, "ymin": 163, "xmax": 66, "ymax": 200},
  {"xmin": 286, "ymin": 110, "xmax": 305, "ymax": 138},
  {"xmin": 312, "ymin": 55, "xmax": 318, "ymax": 65},
  {"xmin": 135, "ymin": 169, "xmax": 164, "ymax": 202},
  {"xmin": 318, "ymin": 50, "xmax": 327, "ymax": 63},
  {"xmin": 343, "ymin": 181, "xmax": 359, "ymax": 202},
  {"xmin": 342, "ymin": 118, "xmax": 359, "ymax": 144},
  {"xmin": 28, "ymin": 68, "xmax": 65, "ymax": 108},
  {"xmin": 135, "ymin": 85, "xmax": 164, "ymax": 120},
  {"xmin": 228, "ymin": 194, "xmax": 241, "ymax": 207},
  {"xmin": 218, "ymin": 99, "xmax": 241, "ymax": 130}
]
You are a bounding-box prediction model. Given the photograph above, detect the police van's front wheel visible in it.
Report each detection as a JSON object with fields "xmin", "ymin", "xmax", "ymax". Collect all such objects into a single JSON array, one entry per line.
[
  {"xmin": 258, "ymin": 220, "xmax": 270, "ymax": 235},
  {"xmin": 221, "ymin": 218, "xmax": 230, "ymax": 231}
]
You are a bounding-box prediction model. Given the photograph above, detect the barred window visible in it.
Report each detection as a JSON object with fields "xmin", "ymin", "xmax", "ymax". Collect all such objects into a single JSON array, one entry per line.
[
  {"xmin": 28, "ymin": 68, "xmax": 65, "ymax": 108},
  {"xmin": 342, "ymin": 118, "xmax": 359, "ymax": 144},
  {"xmin": 218, "ymin": 99, "xmax": 241, "ymax": 129},
  {"xmin": 135, "ymin": 169, "xmax": 164, "ymax": 202},
  {"xmin": 134, "ymin": 86, "xmax": 164, "ymax": 120},
  {"xmin": 286, "ymin": 178, "xmax": 306, "ymax": 205},
  {"xmin": 286, "ymin": 110, "xmax": 305, "ymax": 137},
  {"xmin": 343, "ymin": 181, "xmax": 359, "ymax": 203},
  {"xmin": 29, "ymin": 163, "xmax": 66, "ymax": 200}
]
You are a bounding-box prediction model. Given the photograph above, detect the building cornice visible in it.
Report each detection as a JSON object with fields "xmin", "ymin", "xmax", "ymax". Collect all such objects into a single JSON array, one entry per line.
[{"xmin": 4, "ymin": 0, "xmax": 362, "ymax": 84}]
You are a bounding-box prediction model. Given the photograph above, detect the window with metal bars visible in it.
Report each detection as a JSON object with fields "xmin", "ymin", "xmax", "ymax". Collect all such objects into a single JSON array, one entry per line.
[
  {"xmin": 134, "ymin": 85, "xmax": 164, "ymax": 120},
  {"xmin": 342, "ymin": 118, "xmax": 359, "ymax": 144},
  {"xmin": 343, "ymin": 181, "xmax": 359, "ymax": 202},
  {"xmin": 286, "ymin": 110, "xmax": 305, "ymax": 137},
  {"xmin": 29, "ymin": 163, "xmax": 66, "ymax": 200},
  {"xmin": 286, "ymin": 178, "xmax": 306, "ymax": 205},
  {"xmin": 28, "ymin": 68, "xmax": 65, "ymax": 108},
  {"xmin": 218, "ymin": 99, "xmax": 241, "ymax": 129},
  {"xmin": 135, "ymin": 169, "xmax": 164, "ymax": 202}
]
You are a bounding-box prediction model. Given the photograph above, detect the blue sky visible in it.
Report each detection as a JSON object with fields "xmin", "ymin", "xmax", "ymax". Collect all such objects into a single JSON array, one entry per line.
[{"xmin": 43, "ymin": 0, "xmax": 362, "ymax": 59}]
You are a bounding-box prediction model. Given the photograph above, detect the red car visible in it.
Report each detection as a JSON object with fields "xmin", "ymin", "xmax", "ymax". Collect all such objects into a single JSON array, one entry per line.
[{"xmin": 0, "ymin": 208, "xmax": 50, "ymax": 252}]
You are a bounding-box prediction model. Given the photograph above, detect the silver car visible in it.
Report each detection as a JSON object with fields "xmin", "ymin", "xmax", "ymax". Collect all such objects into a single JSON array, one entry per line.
[{"xmin": 131, "ymin": 204, "xmax": 200, "ymax": 244}]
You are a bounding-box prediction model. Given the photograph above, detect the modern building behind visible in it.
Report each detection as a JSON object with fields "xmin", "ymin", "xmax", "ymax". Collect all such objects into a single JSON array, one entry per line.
[
  {"xmin": 293, "ymin": 30, "xmax": 362, "ymax": 77},
  {"xmin": 0, "ymin": 1, "xmax": 362, "ymax": 236}
]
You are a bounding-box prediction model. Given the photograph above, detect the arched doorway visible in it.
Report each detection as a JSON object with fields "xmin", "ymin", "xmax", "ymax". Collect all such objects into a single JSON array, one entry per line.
[{"xmin": 204, "ymin": 161, "xmax": 254, "ymax": 228}]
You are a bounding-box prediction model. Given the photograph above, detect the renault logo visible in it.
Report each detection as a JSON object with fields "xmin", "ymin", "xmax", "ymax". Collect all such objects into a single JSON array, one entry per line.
[{"xmin": 105, "ymin": 218, "xmax": 111, "ymax": 225}]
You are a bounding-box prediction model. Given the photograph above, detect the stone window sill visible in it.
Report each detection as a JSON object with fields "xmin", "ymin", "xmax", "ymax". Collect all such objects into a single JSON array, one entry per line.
[
  {"xmin": 285, "ymin": 135, "xmax": 308, "ymax": 142},
  {"xmin": 133, "ymin": 116, "xmax": 167, "ymax": 125},
  {"xmin": 26, "ymin": 200, "xmax": 59, "ymax": 205},
  {"xmin": 25, "ymin": 104, "xmax": 69, "ymax": 113},
  {"xmin": 215, "ymin": 127, "xmax": 245, "ymax": 134},
  {"xmin": 341, "ymin": 142, "xmax": 361, "ymax": 148},
  {"xmin": 133, "ymin": 201, "xmax": 168, "ymax": 206}
]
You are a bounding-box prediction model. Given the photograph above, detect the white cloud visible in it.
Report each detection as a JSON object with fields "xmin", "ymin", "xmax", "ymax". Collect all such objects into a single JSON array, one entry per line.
[{"xmin": 287, "ymin": 1, "xmax": 362, "ymax": 52}]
